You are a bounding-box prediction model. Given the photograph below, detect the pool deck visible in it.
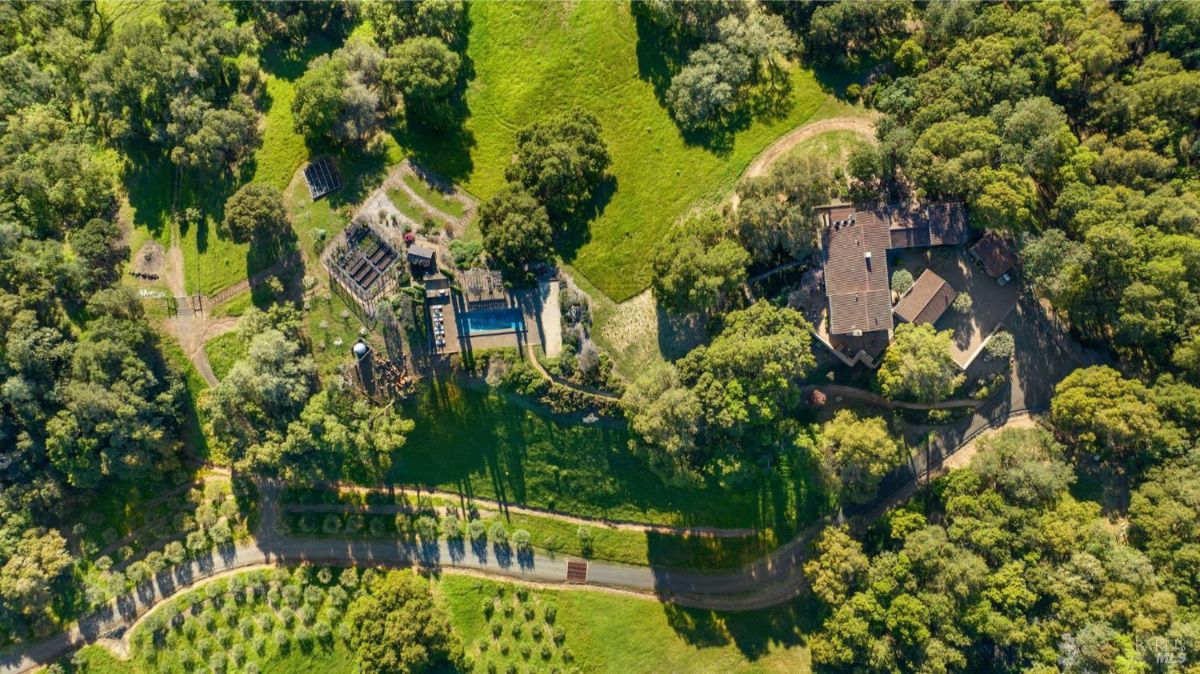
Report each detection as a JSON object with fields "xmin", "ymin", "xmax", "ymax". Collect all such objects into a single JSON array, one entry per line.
[{"xmin": 425, "ymin": 281, "xmax": 553, "ymax": 356}]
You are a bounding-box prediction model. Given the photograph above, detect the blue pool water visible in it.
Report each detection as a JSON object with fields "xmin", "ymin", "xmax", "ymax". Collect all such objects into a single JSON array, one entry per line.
[{"xmin": 465, "ymin": 310, "xmax": 524, "ymax": 335}]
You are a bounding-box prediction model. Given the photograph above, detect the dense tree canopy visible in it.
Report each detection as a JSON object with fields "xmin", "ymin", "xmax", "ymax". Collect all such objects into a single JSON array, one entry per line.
[
  {"xmin": 203, "ymin": 306, "xmax": 318, "ymax": 469},
  {"xmin": 503, "ymin": 110, "xmax": 611, "ymax": 221},
  {"xmin": 478, "ymin": 186, "xmax": 553, "ymax": 280},
  {"xmin": 650, "ymin": 211, "xmax": 750, "ymax": 315},
  {"xmin": 84, "ymin": 1, "xmax": 259, "ymax": 174},
  {"xmin": 292, "ymin": 38, "xmax": 391, "ymax": 145},
  {"xmin": 220, "ymin": 183, "xmax": 288, "ymax": 243},
  {"xmin": 820, "ymin": 410, "xmax": 906, "ymax": 504},
  {"xmin": 383, "ymin": 37, "xmax": 461, "ymax": 129},
  {"xmin": 625, "ymin": 301, "xmax": 816, "ymax": 479},
  {"xmin": 806, "ymin": 426, "xmax": 1195, "ymax": 673},
  {"xmin": 346, "ymin": 570, "xmax": 461, "ymax": 674},
  {"xmin": 731, "ymin": 154, "xmax": 834, "ymax": 265},
  {"xmin": 877, "ymin": 323, "xmax": 964, "ymax": 403}
]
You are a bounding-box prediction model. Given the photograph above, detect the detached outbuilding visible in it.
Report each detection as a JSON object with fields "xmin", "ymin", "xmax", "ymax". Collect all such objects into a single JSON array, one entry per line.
[
  {"xmin": 970, "ymin": 232, "xmax": 1018, "ymax": 284},
  {"xmin": 894, "ymin": 269, "xmax": 957, "ymax": 326}
]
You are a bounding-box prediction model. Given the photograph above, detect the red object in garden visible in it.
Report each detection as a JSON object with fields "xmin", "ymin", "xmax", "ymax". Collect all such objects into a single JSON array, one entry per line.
[{"xmin": 403, "ymin": 231, "xmax": 416, "ymax": 244}]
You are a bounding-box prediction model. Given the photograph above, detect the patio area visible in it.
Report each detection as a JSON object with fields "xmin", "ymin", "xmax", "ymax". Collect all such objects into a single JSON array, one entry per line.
[{"xmin": 889, "ymin": 246, "xmax": 1019, "ymax": 367}]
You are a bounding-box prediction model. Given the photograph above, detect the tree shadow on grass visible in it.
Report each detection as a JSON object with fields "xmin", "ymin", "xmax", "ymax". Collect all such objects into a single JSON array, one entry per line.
[
  {"xmin": 632, "ymin": 3, "xmax": 694, "ymax": 105},
  {"xmin": 661, "ymin": 594, "xmax": 819, "ymax": 660},
  {"xmin": 554, "ymin": 174, "xmax": 615, "ymax": 264},
  {"xmin": 123, "ymin": 145, "xmax": 176, "ymax": 241}
]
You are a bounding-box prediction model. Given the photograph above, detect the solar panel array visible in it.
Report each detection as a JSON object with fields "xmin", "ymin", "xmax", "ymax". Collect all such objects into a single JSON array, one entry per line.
[{"xmin": 303, "ymin": 158, "xmax": 342, "ymax": 200}]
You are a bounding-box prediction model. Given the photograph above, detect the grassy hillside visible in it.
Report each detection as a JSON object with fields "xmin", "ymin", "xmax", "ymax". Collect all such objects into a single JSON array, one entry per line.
[{"xmin": 441, "ymin": 2, "xmax": 832, "ymax": 302}]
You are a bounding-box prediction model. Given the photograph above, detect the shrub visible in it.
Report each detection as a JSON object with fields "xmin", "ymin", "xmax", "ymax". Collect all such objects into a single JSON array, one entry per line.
[
  {"xmin": 274, "ymin": 628, "xmax": 290, "ymax": 650},
  {"xmin": 491, "ymin": 622, "xmax": 503, "ymax": 638},
  {"xmin": 339, "ymin": 567, "xmax": 359, "ymax": 589},
  {"xmin": 251, "ymin": 634, "xmax": 268, "ymax": 655},
  {"xmin": 443, "ymin": 513, "xmax": 463, "ymax": 539},
  {"xmin": 209, "ymin": 651, "xmax": 227, "ymax": 674},
  {"xmin": 515, "ymin": 587, "xmax": 529, "ymax": 603},
  {"xmin": 304, "ymin": 585, "xmax": 324, "ymax": 607},
  {"xmin": 520, "ymin": 642, "xmax": 532, "ymax": 659},
  {"xmin": 482, "ymin": 599, "xmax": 495, "ymax": 619},
  {"xmin": 369, "ymin": 516, "xmax": 389, "ymax": 537},
  {"xmin": 984, "ymin": 330, "xmax": 1015, "ymax": 362},
  {"xmin": 295, "ymin": 625, "xmax": 313, "ymax": 644},
  {"xmin": 414, "ymin": 514, "xmax": 439, "ymax": 541},
  {"xmin": 490, "ymin": 523, "xmax": 509, "ymax": 544},
  {"xmin": 531, "ymin": 624, "xmax": 543, "ymax": 641},
  {"xmin": 469, "ymin": 520, "xmax": 487, "ymax": 542},
  {"xmin": 510, "ymin": 622, "xmax": 522, "ymax": 638},
  {"xmin": 229, "ymin": 644, "xmax": 245, "ymax": 665},
  {"xmin": 317, "ymin": 567, "xmax": 334, "ymax": 585},
  {"xmin": 511, "ymin": 529, "xmax": 531, "ymax": 552},
  {"xmin": 163, "ymin": 541, "xmax": 187, "ymax": 565},
  {"xmin": 952, "ymin": 291, "xmax": 973, "ymax": 313},
  {"xmin": 544, "ymin": 605, "xmax": 557, "ymax": 624},
  {"xmin": 891, "ymin": 269, "xmax": 914, "ymax": 294},
  {"xmin": 328, "ymin": 585, "xmax": 349, "ymax": 609},
  {"xmin": 186, "ymin": 531, "xmax": 208, "ymax": 554},
  {"xmin": 552, "ymin": 626, "xmax": 565, "ymax": 645},
  {"xmin": 523, "ymin": 605, "xmax": 535, "ymax": 621},
  {"xmin": 577, "ymin": 526, "xmax": 594, "ymax": 556},
  {"xmin": 283, "ymin": 584, "xmax": 302, "ymax": 608},
  {"xmin": 298, "ymin": 605, "xmax": 316, "ymax": 626},
  {"xmin": 315, "ymin": 620, "xmax": 332, "ymax": 642},
  {"xmin": 541, "ymin": 643, "xmax": 553, "ymax": 660},
  {"xmin": 322, "ymin": 514, "xmax": 342, "ymax": 534}
]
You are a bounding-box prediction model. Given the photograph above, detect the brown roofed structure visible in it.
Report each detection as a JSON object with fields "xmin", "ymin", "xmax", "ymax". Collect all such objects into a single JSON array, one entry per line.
[
  {"xmin": 894, "ymin": 269, "xmax": 957, "ymax": 326},
  {"xmin": 970, "ymin": 231, "xmax": 1018, "ymax": 279},
  {"xmin": 822, "ymin": 210, "xmax": 894, "ymax": 335},
  {"xmin": 886, "ymin": 202, "xmax": 969, "ymax": 249}
]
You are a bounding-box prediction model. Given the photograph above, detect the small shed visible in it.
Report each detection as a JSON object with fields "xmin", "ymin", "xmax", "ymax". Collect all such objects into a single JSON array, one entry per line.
[
  {"xmin": 407, "ymin": 245, "xmax": 436, "ymax": 269},
  {"xmin": 970, "ymin": 232, "xmax": 1018, "ymax": 281},
  {"xmin": 894, "ymin": 269, "xmax": 957, "ymax": 326}
]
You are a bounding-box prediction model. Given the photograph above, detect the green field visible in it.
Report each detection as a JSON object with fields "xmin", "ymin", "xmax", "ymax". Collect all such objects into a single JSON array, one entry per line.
[
  {"xmin": 67, "ymin": 570, "xmax": 814, "ymax": 674},
  {"xmin": 203, "ymin": 331, "xmax": 247, "ymax": 382},
  {"xmin": 437, "ymin": 2, "xmax": 833, "ymax": 301},
  {"xmin": 780, "ymin": 129, "xmax": 872, "ymax": 168},
  {"xmin": 443, "ymin": 575, "xmax": 813, "ymax": 674},
  {"xmin": 389, "ymin": 377, "xmax": 830, "ymax": 536}
]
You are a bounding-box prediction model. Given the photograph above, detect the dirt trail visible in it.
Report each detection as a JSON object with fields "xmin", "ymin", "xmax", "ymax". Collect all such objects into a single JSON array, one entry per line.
[
  {"xmin": 743, "ymin": 115, "xmax": 878, "ymax": 179},
  {"xmin": 160, "ymin": 315, "xmax": 239, "ymax": 386}
]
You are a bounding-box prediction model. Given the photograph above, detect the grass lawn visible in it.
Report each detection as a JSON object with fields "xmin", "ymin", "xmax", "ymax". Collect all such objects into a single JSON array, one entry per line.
[
  {"xmin": 779, "ymin": 128, "xmax": 871, "ymax": 168},
  {"xmin": 402, "ymin": 173, "xmax": 467, "ymax": 219},
  {"xmin": 389, "ymin": 377, "xmax": 831, "ymax": 538},
  {"xmin": 442, "ymin": 575, "xmax": 814, "ymax": 674},
  {"xmin": 386, "ymin": 186, "xmax": 436, "ymax": 225},
  {"xmin": 203, "ymin": 331, "xmax": 247, "ymax": 382},
  {"xmin": 159, "ymin": 338, "xmax": 211, "ymax": 459},
  {"xmin": 430, "ymin": 2, "xmax": 834, "ymax": 302}
]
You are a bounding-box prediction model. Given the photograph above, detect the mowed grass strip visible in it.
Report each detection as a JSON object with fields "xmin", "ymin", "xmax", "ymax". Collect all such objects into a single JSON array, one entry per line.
[{"xmin": 450, "ymin": 1, "xmax": 830, "ymax": 301}]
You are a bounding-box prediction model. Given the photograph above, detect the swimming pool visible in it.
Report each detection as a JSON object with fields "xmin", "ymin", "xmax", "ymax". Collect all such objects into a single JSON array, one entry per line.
[{"xmin": 464, "ymin": 309, "xmax": 524, "ymax": 335}]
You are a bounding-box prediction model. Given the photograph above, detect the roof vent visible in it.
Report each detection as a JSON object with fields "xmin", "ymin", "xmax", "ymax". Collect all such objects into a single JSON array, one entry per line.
[{"xmin": 851, "ymin": 329, "xmax": 863, "ymax": 337}]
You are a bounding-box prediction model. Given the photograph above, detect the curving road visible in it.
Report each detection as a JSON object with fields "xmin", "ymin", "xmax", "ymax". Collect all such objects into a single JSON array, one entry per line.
[{"xmin": 0, "ymin": 405, "xmax": 1041, "ymax": 674}]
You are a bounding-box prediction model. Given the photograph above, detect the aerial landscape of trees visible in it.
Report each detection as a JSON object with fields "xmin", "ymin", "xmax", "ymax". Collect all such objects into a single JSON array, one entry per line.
[{"xmin": 4, "ymin": 0, "xmax": 1200, "ymax": 671}]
